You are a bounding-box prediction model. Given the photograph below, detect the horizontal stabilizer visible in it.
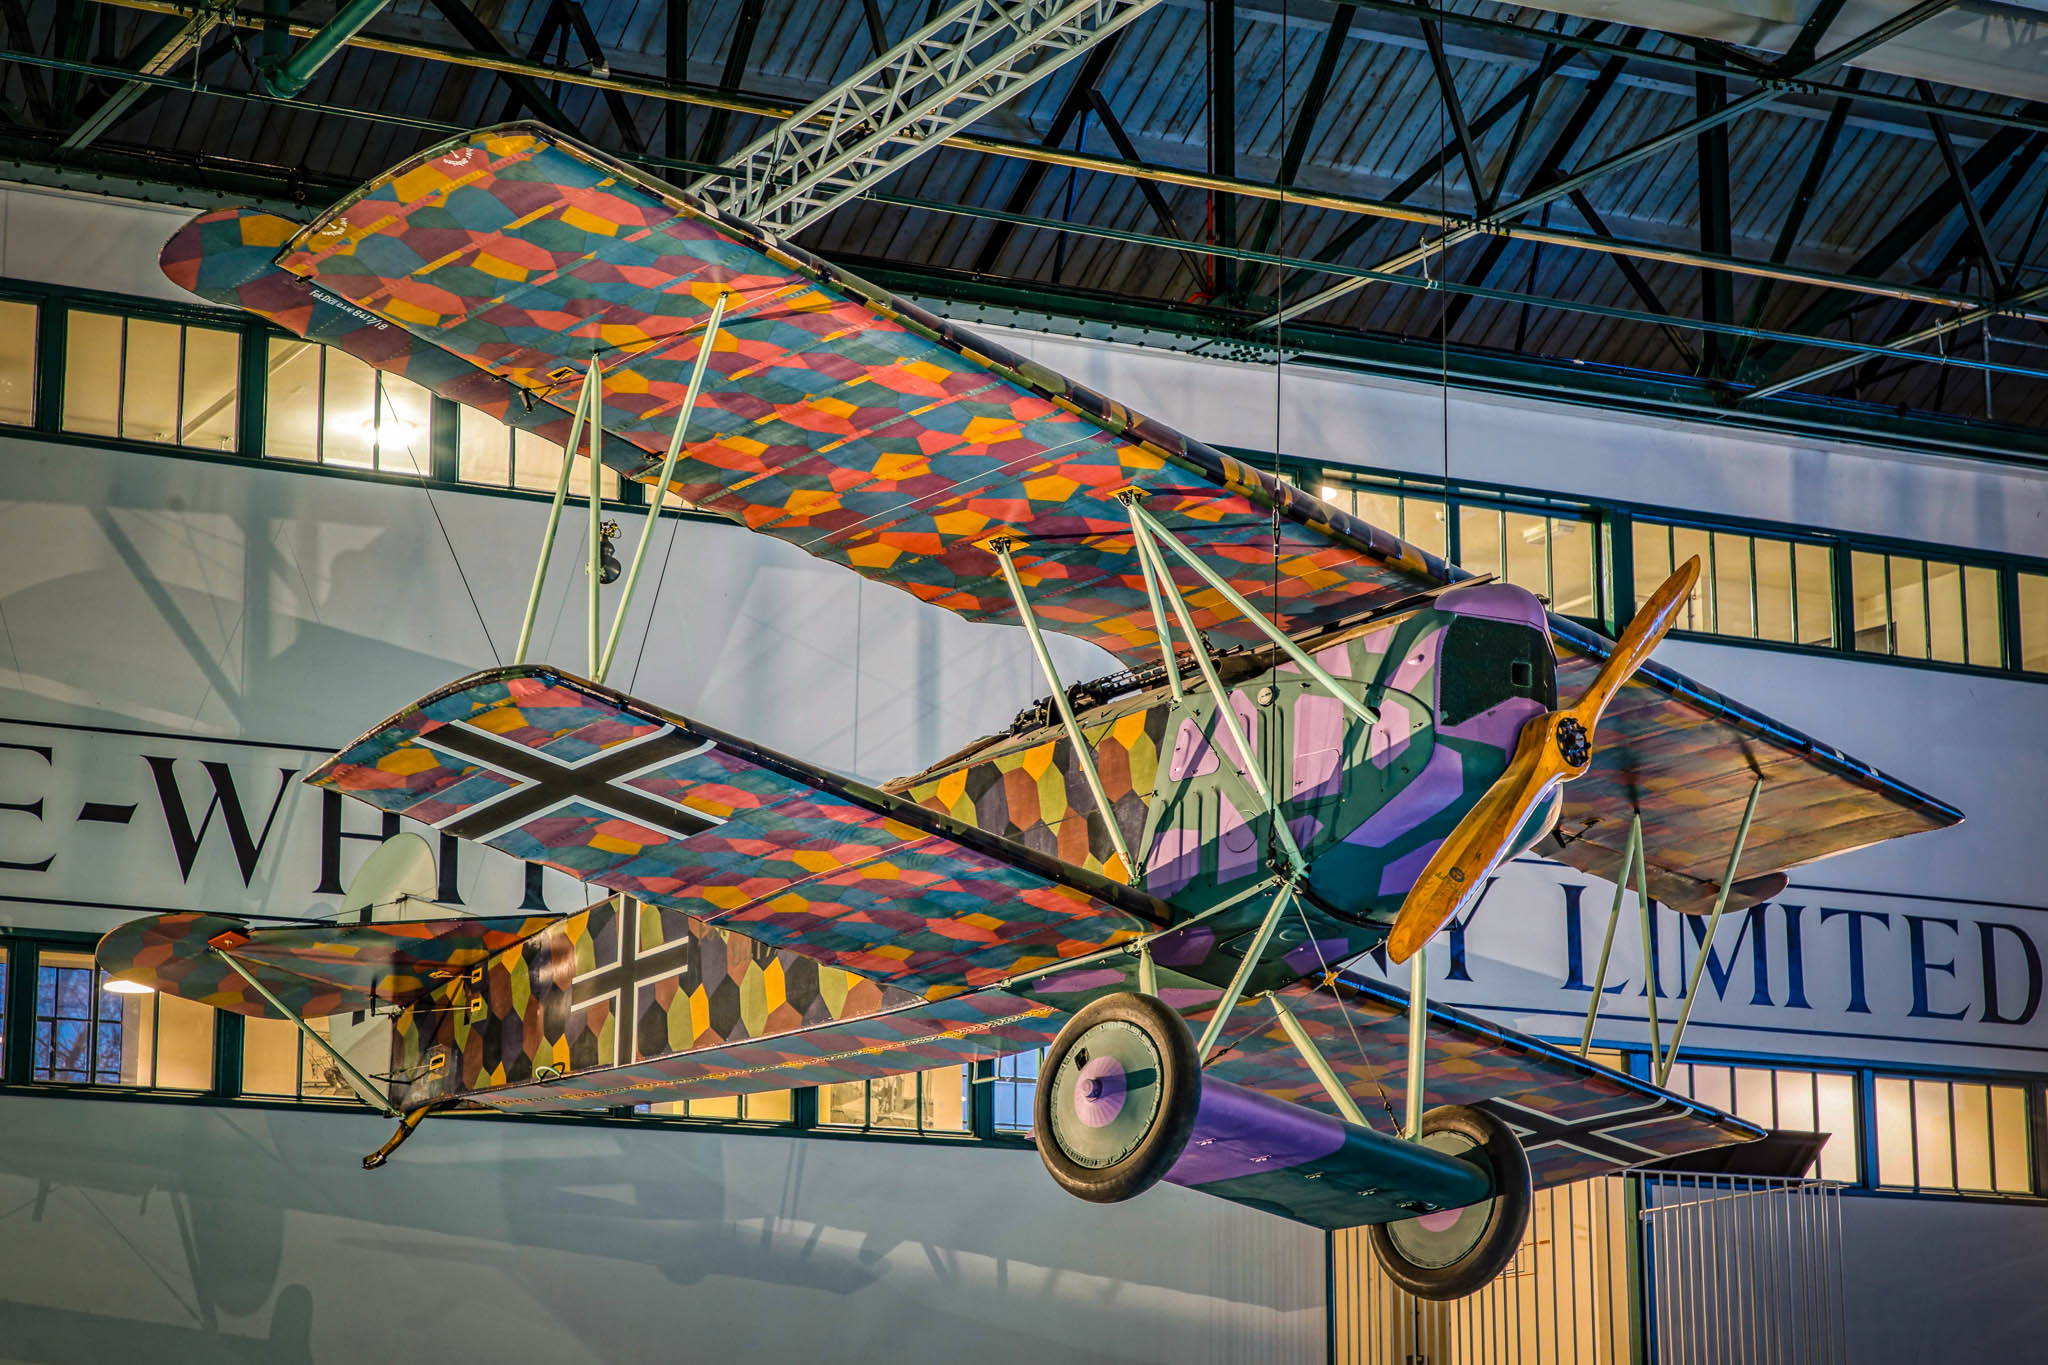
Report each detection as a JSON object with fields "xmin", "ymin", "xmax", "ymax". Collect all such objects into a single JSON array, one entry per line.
[{"xmin": 95, "ymin": 911, "xmax": 558, "ymax": 1020}]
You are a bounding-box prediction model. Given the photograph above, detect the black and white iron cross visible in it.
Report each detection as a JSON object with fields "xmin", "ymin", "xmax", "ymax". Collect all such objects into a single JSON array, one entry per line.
[
  {"xmin": 1478, "ymin": 1095, "xmax": 1676, "ymax": 1166},
  {"xmin": 569, "ymin": 898, "xmax": 700, "ymax": 1067},
  {"xmin": 427, "ymin": 720, "xmax": 724, "ymax": 845}
]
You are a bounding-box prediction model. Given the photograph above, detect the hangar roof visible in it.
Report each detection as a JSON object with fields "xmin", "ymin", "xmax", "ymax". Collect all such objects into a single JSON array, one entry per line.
[{"xmin": 0, "ymin": 0, "xmax": 2043, "ymax": 461}]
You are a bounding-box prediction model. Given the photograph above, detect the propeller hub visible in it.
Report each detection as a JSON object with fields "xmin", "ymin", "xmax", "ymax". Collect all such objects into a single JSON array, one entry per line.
[{"xmin": 1556, "ymin": 717, "xmax": 1591, "ymax": 768}]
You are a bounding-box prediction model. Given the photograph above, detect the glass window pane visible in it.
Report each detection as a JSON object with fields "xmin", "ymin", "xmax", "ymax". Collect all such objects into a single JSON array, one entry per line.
[
  {"xmin": 1990, "ymin": 1086, "xmax": 2029, "ymax": 1193},
  {"xmin": 1712, "ymin": 532, "xmax": 1754, "ymax": 638},
  {"xmin": 821, "ymin": 1079, "xmax": 867, "ymax": 1127},
  {"xmin": 1794, "ymin": 542, "xmax": 1835, "ymax": 647},
  {"xmin": 1952, "ymin": 1084, "xmax": 1992, "ymax": 1191},
  {"xmin": 1356, "ymin": 489, "xmax": 1404, "ymax": 534},
  {"xmin": 1317, "ymin": 484, "xmax": 1354, "ymax": 515},
  {"xmin": 637, "ymin": 1100, "xmax": 687, "ymax": 1117},
  {"xmin": 1912, "ymin": 1079, "xmax": 1953, "ymax": 1188},
  {"xmin": 265, "ymin": 340, "xmax": 321, "ymax": 462},
  {"xmin": 373, "ymin": 374, "xmax": 433, "ymax": 473},
  {"xmin": 1851, "ymin": 551, "xmax": 1891, "ymax": 654},
  {"xmin": 688, "ymin": 1093, "xmax": 741, "ymax": 1120},
  {"xmin": 296, "ymin": 1017, "xmax": 354, "ymax": 1100},
  {"xmin": 1926, "ymin": 561, "xmax": 1966, "ymax": 664},
  {"xmin": 868, "ymin": 1071, "xmax": 919, "ymax": 1130},
  {"xmin": 1874, "ymin": 1076, "xmax": 1913, "ymax": 1185},
  {"xmin": 242, "ymin": 1014, "xmax": 301, "ymax": 1096},
  {"xmin": 1671, "ymin": 526, "xmax": 1714, "ymax": 632},
  {"xmin": 922, "ymin": 1065, "xmax": 968, "ymax": 1132},
  {"xmin": 63, "ymin": 311, "xmax": 123, "ymax": 437},
  {"xmin": 458, "ymin": 407, "xmax": 512, "ymax": 486},
  {"xmin": 0, "ymin": 299, "xmax": 36, "ymax": 425},
  {"xmin": 120, "ymin": 318, "xmax": 182, "ymax": 444},
  {"xmin": 153, "ymin": 991, "xmax": 213, "ymax": 1090},
  {"xmin": 1963, "ymin": 565, "xmax": 2001, "ymax": 669},
  {"xmin": 513, "ymin": 428, "xmax": 565, "ymax": 492},
  {"xmin": 745, "ymin": 1088, "xmax": 793, "ymax": 1123},
  {"xmin": 2021, "ymin": 573, "xmax": 2048, "ymax": 674},
  {"xmin": 1774, "ymin": 1072, "xmax": 1816, "ymax": 1132},
  {"xmin": 1499, "ymin": 511, "xmax": 1547, "ymax": 597},
  {"xmin": 108, "ymin": 982, "xmax": 154, "ymax": 1085},
  {"xmin": 1634, "ymin": 522, "xmax": 1672, "ymax": 613},
  {"xmin": 1733, "ymin": 1067, "xmax": 1774, "ymax": 1123},
  {"xmin": 1890, "ymin": 557, "xmax": 1930, "ymax": 660},
  {"xmin": 565, "ymin": 450, "xmax": 621, "ymax": 501},
  {"xmin": 1549, "ymin": 517, "xmax": 1596, "ymax": 618},
  {"xmin": 1404, "ymin": 496, "xmax": 1448, "ymax": 559},
  {"xmin": 179, "ymin": 327, "xmax": 239, "ymax": 450},
  {"xmin": 320, "ymin": 350, "xmax": 378, "ymax": 469},
  {"xmin": 1687, "ymin": 1065, "xmax": 1734, "ymax": 1112},
  {"xmin": 1459, "ymin": 506, "xmax": 1504, "ymax": 581},
  {"xmin": 1815, "ymin": 1073, "xmax": 1859, "ymax": 1182},
  {"xmin": 1754, "ymin": 538, "xmax": 1795, "ymax": 642}
]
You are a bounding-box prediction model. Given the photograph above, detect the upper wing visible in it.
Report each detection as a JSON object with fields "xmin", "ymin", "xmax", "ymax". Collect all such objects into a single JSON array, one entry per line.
[
  {"xmin": 1198, "ymin": 970, "xmax": 1763, "ymax": 1190},
  {"xmin": 306, "ymin": 665, "xmax": 1167, "ymax": 1001},
  {"xmin": 96, "ymin": 910, "xmax": 558, "ymax": 1019},
  {"xmin": 176, "ymin": 123, "xmax": 1958, "ymax": 909}
]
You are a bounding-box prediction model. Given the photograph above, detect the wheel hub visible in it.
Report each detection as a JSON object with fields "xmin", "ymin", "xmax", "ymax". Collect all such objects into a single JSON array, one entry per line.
[{"xmin": 1048, "ymin": 1019, "xmax": 1164, "ymax": 1169}]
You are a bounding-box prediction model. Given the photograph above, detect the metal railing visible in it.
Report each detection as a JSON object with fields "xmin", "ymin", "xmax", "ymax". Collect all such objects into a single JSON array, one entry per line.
[
  {"xmin": 1331, "ymin": 1172, "xmax": 1846, "ymax": 1364},
  {"xmin": 1639, "ymin": 1174, "xmax": 1847, "ymax": 1365}
]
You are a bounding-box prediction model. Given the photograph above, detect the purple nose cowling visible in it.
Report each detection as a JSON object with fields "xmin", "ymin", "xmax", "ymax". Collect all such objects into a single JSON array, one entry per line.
[
  {"xmin": 1435, "ymin": 581, "xmax": 1548, "ymax": 632},
  {"xmin": 1073, "ymin": 1055, "xmax": 1129, "ymax": 1127}
]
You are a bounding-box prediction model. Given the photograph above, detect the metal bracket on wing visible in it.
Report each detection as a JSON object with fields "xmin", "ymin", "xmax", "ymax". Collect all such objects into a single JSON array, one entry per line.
[
  {"xmin": 990, "ymin": 536, "xmax": 1140, "ymax": 886},
  {"xmin": 208, "ymin": 944, "xmax": 400, "ymax": 1119}
]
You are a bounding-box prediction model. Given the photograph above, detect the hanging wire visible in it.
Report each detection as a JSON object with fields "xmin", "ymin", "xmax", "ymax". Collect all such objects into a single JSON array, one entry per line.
[{"xmin": 384, "ymin": 384, "xmax": 503, "ymax": 667}]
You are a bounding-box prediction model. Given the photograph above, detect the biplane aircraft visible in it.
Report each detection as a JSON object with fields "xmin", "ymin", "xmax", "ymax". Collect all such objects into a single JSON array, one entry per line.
[{"xmin": 99, "ymin": 125, "xmax": 1961, "ymax": 1299}]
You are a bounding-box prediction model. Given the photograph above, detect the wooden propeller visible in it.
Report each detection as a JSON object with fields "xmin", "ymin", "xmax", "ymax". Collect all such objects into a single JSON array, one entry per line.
[{"xmin": 1385, "ymin": 557, "xmax": 1702, "ymax": 964}]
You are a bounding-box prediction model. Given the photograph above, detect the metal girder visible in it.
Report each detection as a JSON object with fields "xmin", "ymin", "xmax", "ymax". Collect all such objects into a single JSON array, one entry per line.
[
  {"xmin": 699, "ymin": 0, "xmax": 1164, "ymax": 235},
  {"xmin": 1744, "ymin": 277, "xmax": 2048, "ymax": 403},
  {"xmin": 1261, "ymin": 30, "xmax": 1590, "ymax": 305},
  {"xmin": 1416, "ymin": 6, "xmax": 1484, "ymax": 208},
  {"xmin": 1745, "ymin": 115, "xmax": 2048, "ymax": 380},
  {"xmin": 1246, "ymin": 4, "xmax": 1351, "ymax": 258},
  {"xmin": 664, "ymin": 0, "xmax": 687, "ymax": 156},
  {"xmin": 1437, "ymin": 41, "xmax": 1635, "ymax": 337},
  {"xmin": 1260, "ymin": 0, "xmax": 1961, "ymax": 329},
  {"xmin": 693, "ymin": 0, "xmax": 765, "ymax": 165},
  {"xmin": 422, "ymin": 0, "xmax": 581, "ymax": 134},
  {"xmin": 557, "ymin": 0, "xmax": 645, "ymax": 155},
  {"xmin": 1331, "ymin": 0, "xmax": 2048, "ymax": 140},
  {"xmin": 969, "ymin": 28, "xmax": 1127, "ymax": 273},
  {"xmin": 1733, "ymin": 80, "xmax": 1857, "ymax": 373},
  {"xmin": 1919, "ymin": 79, "xmax": 2010, "ymax": 292},
  {"xmin": 1083, "ymin": 87, "xmax": 1205, "ymax": 290},
  {"xmin": 1207, "ymin": 0, "xmax": 1235, "ymax": 300},
  {"xmin": 1568, "ymin": 190, "xmax": 1698, "ymax": 371},
  {"xmin": 1696, "ymin": 72, "xmax": 1734, "ymax": 377},
  {"xmin": 58, "ymin": 6, "xmax": 209, "ymax": 150}
]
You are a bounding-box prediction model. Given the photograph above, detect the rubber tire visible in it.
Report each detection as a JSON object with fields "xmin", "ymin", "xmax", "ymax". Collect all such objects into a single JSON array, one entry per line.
[
  {"xmin": 1034, "ymin": 991, "xmax": 1202, "ymax": 1204},
  {"xmin": 1366, "ymin": 1104, "xmax": 1532, "ymax": 1301}
]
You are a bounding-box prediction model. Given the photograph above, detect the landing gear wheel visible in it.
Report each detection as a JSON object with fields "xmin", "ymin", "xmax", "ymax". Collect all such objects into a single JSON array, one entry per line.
[
  {"xmin": 1367, "ymin": 1104, "xmax": 1532, "ymax": 1301},
  {"xmin": 1034, "ymin": 991, "xmax": 1201, "ymax": 1204}
]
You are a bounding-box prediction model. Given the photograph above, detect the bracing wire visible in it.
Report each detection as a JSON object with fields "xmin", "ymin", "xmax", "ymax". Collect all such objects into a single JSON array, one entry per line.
[{"xmin": 386, "ymin": 385, "xmax": 503, "ymax": 667}]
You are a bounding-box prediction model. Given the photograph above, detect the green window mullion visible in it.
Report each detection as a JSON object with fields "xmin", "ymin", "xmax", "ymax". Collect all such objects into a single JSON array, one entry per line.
[
  {"xmin": 113, "ymin": 315, "xmax": 129, "ymax": 442},
  {"xmin": 2, "ymin": 940, "xmax": 35, "ymax": 1083},
  {"xmin": 1605, "ymin": 508, "xmax": 1632, "ymax": 635},
  {"xmin": 171, "ymin": 326, "xmax": 189, "ymax": 449},
  {"xmin": 430, "ymin": 395, "xmax": 461, "ymax": 483},
  {"xmin": 1746, "ymin": 537, "xmax": 1760, "ymax": 641},
  {"xmin": 32, "ymin": 302, "xmax": 63, "ymax": 434},
  {"xmin": 1831, "ymin": 542, "xmax": 1855, "ymax": 659},
  {"xmin": 237, "ymin": 322, "xmax": 268, "ymax": 456},
  {"xmin": 1921, "ymin": 560, "xmax": 1934, "ymax": 662},
  {"xmin": 792, "ymin": 1085, "xmax": 818, "ymax": 1130},
  {"xmin": 213, "ymin": 1010, "xmax": 243, "ymax": 1099},
  {"xmin": 2000, "ymin": 564, "xmax": 2023, "ymax": 673},
  {"xmin": 1856, "ymin": 1069, "xmax": 1880, "ymax": 1189}
]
